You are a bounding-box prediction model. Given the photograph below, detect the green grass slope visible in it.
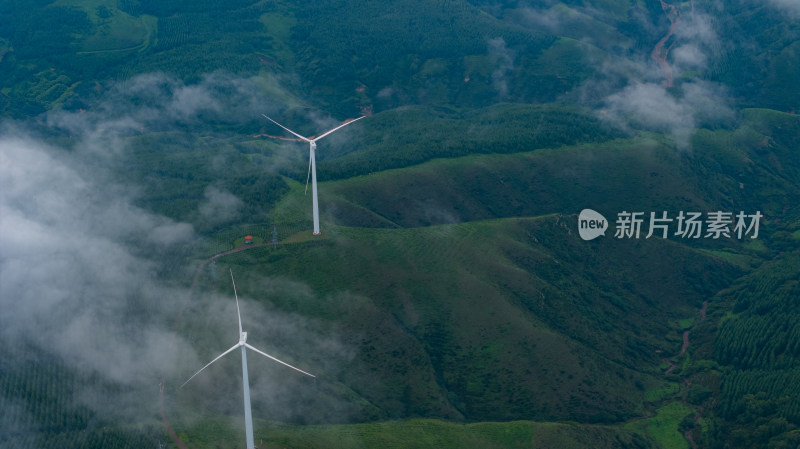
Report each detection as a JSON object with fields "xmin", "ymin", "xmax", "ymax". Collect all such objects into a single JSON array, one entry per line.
[
  {"xmin": 182, "ymin": 215, "xmax": 739, "ymax": 426},
  {"xmin": 319, "ymin": 111, "xmax": 798, "ymax": 235},
  {"xmin": 166, "ymin": 110, "xmax": 798, "ymax": 447},
  {"xmin": 175, "ymin": 417, "xmax": 654, "ymax": 449},
  {"xmin": 312, "ymin": 103, "xmax": 623, "ymax": 180}
]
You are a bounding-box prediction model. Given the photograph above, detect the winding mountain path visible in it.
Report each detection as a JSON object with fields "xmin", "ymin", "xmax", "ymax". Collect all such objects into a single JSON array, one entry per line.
[
  {"xmin": 651, "ymin": 0, "xmax": 681, "ymax": 87},
  {"xmin": 661, "ymin": 330, "xmax": 689, "ymax": 375},
  {"xmin": 679, "ymin": 330, "xmax": 690, "ymax": 356},
  {"xmin": 672, "ymin": 300, "xmax": 710, "ymax": 449},
  {"xmin": 682, "ymin": 300, "xmax": 707, "ymax": 449},
  {"xmin": 160, "ymin": 382, "xmax": 188, "ymax": 449}
]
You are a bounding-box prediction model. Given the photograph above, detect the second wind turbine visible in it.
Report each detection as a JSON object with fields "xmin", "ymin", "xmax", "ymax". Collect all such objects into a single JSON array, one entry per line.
[
  {"xmin": 181, "ymin": 270, "xmax": 315, "ymax": 449},
  {"xmin": 263, "ymin": 114, "xmax": 365, "ymax": 235}
]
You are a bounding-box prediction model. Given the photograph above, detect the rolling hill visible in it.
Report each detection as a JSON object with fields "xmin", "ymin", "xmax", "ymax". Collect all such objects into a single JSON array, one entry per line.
[{"xmin": 1, "ymin": 0, "xmax": 799, "ymax": 448}]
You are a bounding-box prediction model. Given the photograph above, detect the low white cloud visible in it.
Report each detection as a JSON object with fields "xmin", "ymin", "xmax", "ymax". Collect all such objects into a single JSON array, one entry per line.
[
  {"xmin": 601, "ymin": 80, "xmax": 733, "ymax": 148},
  {"xmin": 488, "ymin": 37, "xmax": 515, "ymax": 97},
  {"xmin": 518, "ymin": 7, "xmax": 563, "ymax": 32},
  {"xmin": 199, "ymin": 185, "xmax": 243, "ymax": 224},
  {"xmin": 377, "ymin": 86, "xmax": 395, "ymax": 98},
  {"xmin": 0, "ymin": 132, "xmax": 197, "ymax": 423},
  {"xmin": 0, "ymin": 128, "xmax": 351, "ymax": 426},
  {"xmin": 170, "ymin": 83, "xmax": 222, "ymax": 119},
  {"xmin": 672, "ymin": 44, "xmax": 707, "ymax": 70},
  {"xmin": 767, "ymin": 0, "xmax": 800, "ymax": 16},
  {"xmin": 47, "ymin": 71, "xmax": 281, "ymax": 135},
  {"xmin": 0, "ymin": 68, "xmax": 370, "ymax": 431},
  {"xmin": 675, "ymin": 13, "xmax": 718, "ymax": 44},
  {"xmin": 580, "ymin": 6, "xmax": 734, "ymax": 149}
]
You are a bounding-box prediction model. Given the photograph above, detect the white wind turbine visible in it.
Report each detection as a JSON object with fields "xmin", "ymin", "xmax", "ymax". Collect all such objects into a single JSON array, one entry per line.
[
  {"xmin": 263, "ymin": 114, "xmax": 365, "ymax": 235},
  {"xmin": 181, "ymin": 270, "xmax": 315, "ymax": 449}
]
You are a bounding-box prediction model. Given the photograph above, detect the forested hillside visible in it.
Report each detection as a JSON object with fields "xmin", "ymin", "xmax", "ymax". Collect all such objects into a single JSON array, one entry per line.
[{"xmin": 1, "ymin": 0, "xmax": 798, "ymax": 448}]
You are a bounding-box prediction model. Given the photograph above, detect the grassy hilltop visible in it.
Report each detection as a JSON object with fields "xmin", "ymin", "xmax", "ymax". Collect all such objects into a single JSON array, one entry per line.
[{"xmin": 1, "ymin": 0, "xmax": 799, "ymax": 449}]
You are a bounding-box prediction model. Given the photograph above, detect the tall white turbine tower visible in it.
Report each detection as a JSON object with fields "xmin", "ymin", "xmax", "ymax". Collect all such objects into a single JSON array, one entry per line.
[
  {"xmin": 181, "ymin": 270, "xmax": 315, "ymax": 449},
  {"xmin": 263, "ymin": 114, "xmax": 365, "ymax": 235}
]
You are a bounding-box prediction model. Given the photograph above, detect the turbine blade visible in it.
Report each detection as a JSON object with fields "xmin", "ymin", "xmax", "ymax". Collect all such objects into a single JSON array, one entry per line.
[
  {"xmin": 304, "ymin": 151, "xmax": 312, "ymax": 195},
  {"xmin": 180, "ymin": 343, "xmax": 241, "ymax": 389},
  {"xmin": 230, "ymin": 270, "xmax": 242, "ymax": 337},
  {"xmin": 244, "ymin": 343, "xmax": 316, "ymax": 378},
  {"xmin": 263, "ymin": 115, "xmax": 311, "ymax": 142},
  {"xmin": 311, "ymin": 116, "xmax": 366, "ymax": 142}
]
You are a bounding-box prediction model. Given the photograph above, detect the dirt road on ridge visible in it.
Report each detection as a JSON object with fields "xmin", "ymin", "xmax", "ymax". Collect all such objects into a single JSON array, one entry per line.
[{"xmin": 651, "ymin": 0, "xmax": 681, "ymax": 87}]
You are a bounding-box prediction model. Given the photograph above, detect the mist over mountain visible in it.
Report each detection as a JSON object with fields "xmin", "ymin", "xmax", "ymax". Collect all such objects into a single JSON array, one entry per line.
[{"xmin": 1, "ymin": 1, "xmax": 798, "ymax": 448}]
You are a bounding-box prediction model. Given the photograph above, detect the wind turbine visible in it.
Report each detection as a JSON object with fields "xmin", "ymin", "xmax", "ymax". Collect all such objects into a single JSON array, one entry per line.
[
  {"xmin": 263, "ymin": 114, "xmax": 365, "ymax": 235},
  {"xmin": 181, "ymin": 270, "xmax": 315, "ymax": 449}
]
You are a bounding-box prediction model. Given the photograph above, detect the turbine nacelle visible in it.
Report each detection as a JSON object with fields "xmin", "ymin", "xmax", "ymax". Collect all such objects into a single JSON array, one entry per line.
[{"xmin": 240, "ymin": 331, "xmax": 247, "ymax": 345}]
